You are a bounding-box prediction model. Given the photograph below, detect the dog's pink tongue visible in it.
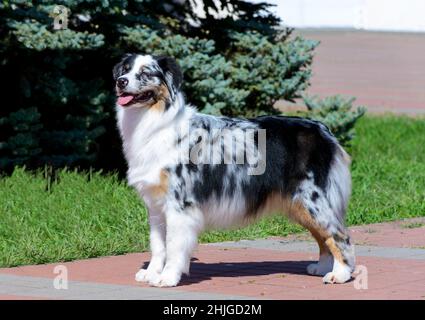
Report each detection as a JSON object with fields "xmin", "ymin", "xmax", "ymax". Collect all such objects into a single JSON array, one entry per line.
[{"xmin": 118, "ymin": 95, "xmax": 134, "ymax": 106}]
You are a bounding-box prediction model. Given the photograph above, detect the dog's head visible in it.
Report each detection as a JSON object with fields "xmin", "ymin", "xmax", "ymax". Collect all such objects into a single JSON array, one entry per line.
[{"xmin": 113, "ymin": 54, "xmax": 183, "ymax": 109}]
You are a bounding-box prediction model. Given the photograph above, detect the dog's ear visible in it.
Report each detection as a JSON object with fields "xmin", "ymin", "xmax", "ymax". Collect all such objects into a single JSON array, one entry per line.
[
  {"xmin": 112, "ymin": 53, "xmax": 133, "ymax": 80},
  {"xmin": 155, "ymin": 55, "xmax": 183, "ymax": 90}
]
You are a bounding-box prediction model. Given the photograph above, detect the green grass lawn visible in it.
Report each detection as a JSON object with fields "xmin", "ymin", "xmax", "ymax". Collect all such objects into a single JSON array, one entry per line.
[{"xmin": 1, "ymin": 115, "xmax": 424, "ymax": 267}]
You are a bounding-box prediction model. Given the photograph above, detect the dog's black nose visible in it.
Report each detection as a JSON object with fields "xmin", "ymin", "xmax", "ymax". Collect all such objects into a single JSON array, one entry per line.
[{"xmin": 117, "ymin": 77, "xmax": 128, "ymax": 89}]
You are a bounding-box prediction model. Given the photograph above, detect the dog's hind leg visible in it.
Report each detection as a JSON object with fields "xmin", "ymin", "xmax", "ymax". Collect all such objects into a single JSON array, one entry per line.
[
  {"xmin": 305, "ymin": 226, "xmax": 333, "ymax": 277},
  {"xmin": 287, "ymin": 201, "xmax": 333, "ymax": 276},
  {"xmin": 288, "ymin": 146, "xmax": 355, "ymax": 283},
  {"xmin": 288, "ymin": 199, "xmax": 355, "ymax": 284},
  {"xmin": 322, "ymin": 230, "xmax": 355, "ymax": 284},
  {"xmin": 149, "ymin": 205, "xmax": 204, "ymax": 287}
]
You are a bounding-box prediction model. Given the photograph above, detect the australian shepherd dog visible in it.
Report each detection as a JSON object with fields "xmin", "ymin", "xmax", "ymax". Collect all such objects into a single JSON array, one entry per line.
[{"xmin": 113, "ymin": 53, "xmax": 355, "ymax": 287}]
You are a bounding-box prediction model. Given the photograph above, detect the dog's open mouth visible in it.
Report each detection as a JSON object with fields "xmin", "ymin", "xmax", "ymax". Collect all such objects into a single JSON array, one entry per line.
[{"xmin": 117, "ymin": 90, "xmax": 154, "ymax": 106}]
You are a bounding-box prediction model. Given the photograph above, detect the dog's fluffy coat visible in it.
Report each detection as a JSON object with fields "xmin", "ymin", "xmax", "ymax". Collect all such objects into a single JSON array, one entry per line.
[{"xmin": 113, "ymin": 54, "xmax": 355, "ymax": 287}]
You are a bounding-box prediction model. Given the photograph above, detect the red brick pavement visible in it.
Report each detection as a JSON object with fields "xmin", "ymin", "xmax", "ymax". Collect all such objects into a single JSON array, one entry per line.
[
  {"xmin": 286, "ymin": 217, "xmax": 425, "ymax": 248},
  {"xmin": 277, "ymin": 30, "xmax": 425, "ymax": 115},
  {"xmin": 1, "ymin": 218, "xmax": 424, "ymax": 300}
]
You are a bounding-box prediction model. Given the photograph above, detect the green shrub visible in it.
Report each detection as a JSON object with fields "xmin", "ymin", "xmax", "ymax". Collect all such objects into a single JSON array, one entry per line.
[
  {"xmin": 0, "ymin": 108, "xmax": 42, "ymax": 168},
  {"xmin": 299, "ymin": 95, "xmax": 366, "ymax": 145},
  {"xmin": 121, "ymin": 26, "xmax": 317, "ymax": 117},
  {"xmin": 0, "ymin": 0, "xmax": 356, "ymax": 171}
]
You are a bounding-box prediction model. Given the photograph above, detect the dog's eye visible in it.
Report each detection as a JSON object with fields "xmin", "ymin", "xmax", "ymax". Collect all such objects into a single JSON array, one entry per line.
[
  {"xmin": 139, "ymin": 71, "xmax": 151, "ymax": 77},
  {"xmin": 123, "ymin": 64, "xmax": 130, "ymax": 72}
]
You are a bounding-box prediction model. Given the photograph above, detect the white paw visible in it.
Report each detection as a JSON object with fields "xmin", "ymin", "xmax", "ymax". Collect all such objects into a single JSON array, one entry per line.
[
  {"xmin": 307, "ymin": 255, "xmax": 333, "ymax": 276},
  {"xmin": 322, "ymin": 259, "xmax": 352, "ymax": 284},
  {"xmin": 322, "ymin": 271, "xmax": 350, "ymax": 284},
  {"xmin": 135, "ymin": 269, "xmax": 148, "ymax": 282},
  {"xmin": 135, "ymin": 268, "xmax": 161, "ymax": 283},
  {"xmin": 149, "ymin": 269, "xmax": 181, "ymax": 287},
  {"xmin": 322, "ymin": 267, "xmax": 351, "ymax": 284}
]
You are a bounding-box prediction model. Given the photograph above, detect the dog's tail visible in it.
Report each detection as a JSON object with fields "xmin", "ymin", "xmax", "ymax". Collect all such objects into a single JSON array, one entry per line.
[
  {"xmin": 326, "ymin": 144, "xmax": 352, "ymax": 225},
  {"xmin": 327, "ymin": 144, "xmax": 356, "ymax": 271},
  {"xmin": 314, "ymin": 120, "xmax": 352, "ymax": 225}
]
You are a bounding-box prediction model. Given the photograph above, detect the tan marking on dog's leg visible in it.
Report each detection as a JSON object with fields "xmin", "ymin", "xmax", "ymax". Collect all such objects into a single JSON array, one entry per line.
[
  {"xmin": 265, "ymin": 196, "xmax": 349, "ymax": 281},
  {"xmin": 306, "ymin": 234, "xmax": 334, "ymax": 276},
  {"xmin": 290, "ymin": 203, "xmax": 328, "ymax": 254},
  {"xmin": 289, "ymin": 202, "xmax": 342, "ymax": 276},
  {"xmin": 149, "ymin": 169, "xmax": 169, "ymax": 198},
  {"xmin": 310, "ymin": 228, "xmax": 330, "ymax": 256},
  {"xmin": 323, "ymin": 233, "xmax": 352, "ymax": 284},
  {"xmin": 287, "ymin": 200, "xmax": 329, "ymax": 238},
  {"xmin": 325, "ymin": 237, "xmax": 345, "ymax": 264},
  {"xmin": 256, "ymin": 194, "xmax": 325, "ymax": 244}
]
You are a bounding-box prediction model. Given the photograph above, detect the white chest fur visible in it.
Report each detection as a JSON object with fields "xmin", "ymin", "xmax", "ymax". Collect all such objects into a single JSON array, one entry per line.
[{"xmin": 115, "ymin": 95, "xmax": 191, "ymax": 195}]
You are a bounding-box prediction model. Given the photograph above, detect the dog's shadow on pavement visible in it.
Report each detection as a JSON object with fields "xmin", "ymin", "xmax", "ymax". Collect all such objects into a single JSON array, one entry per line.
[{"xmin": 142, "ymin": 259, "xmax": 315, "ymax": 286}]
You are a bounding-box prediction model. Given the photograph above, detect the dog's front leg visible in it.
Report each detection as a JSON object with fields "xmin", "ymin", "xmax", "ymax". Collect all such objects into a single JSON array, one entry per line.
[
  {"xmin": 135, "ymin": 209, "xmax": 166, "ymax": 283},
  {"xmin": 149, "ymin": 207, "xmax": 203, "ymax": 287}
]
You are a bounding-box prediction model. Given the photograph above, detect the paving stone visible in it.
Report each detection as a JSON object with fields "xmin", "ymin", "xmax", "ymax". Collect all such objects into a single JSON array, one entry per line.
[{"xmin": 0, "ymin": 218, "xmax": 424, "ymax": 299}]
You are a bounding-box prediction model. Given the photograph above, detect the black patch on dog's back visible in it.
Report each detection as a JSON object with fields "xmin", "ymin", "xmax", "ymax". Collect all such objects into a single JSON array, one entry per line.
[
  {"xmin": 251, "ymin": 116, "xmax": 337, "ymax": 191},
  {"xmin": 186, "ymin": 115, "xmax": 338, "ymax": 217},
  {"xmin": 240, "ymin": 116, "xmax": 337, "ymax": 215}
]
